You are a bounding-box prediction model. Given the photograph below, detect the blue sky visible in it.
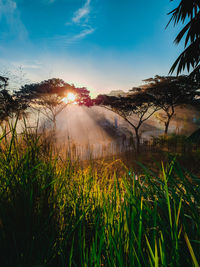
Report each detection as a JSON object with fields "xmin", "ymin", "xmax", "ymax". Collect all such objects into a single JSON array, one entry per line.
[{"xmin": 0, "ymin": 0, "xmax": 182, "ymax": 96}]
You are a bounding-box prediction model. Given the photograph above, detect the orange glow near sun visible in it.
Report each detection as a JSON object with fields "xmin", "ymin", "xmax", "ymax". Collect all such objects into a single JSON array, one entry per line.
[{"xmin": 62, "ymin": 92, "xmax": 76, "ymax": 104}]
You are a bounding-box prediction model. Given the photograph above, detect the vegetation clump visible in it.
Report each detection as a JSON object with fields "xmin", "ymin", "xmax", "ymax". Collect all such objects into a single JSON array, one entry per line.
[{"xmin": 0, "ymin": 123, "xmax": 199, "ymax": 266}]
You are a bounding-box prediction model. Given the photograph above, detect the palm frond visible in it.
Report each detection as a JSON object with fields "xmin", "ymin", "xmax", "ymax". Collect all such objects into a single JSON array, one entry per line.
[
  {"xmin": 167, "ymin": 0, "xmax": 200, "ymax": 27},
  {"xmin": 168, "ymin": 0, "xmax": 200, "ymax": 75},
  {"xmin": 174, "ymin": 12, "xmax": 200, "ymax": 46},
  {"xmin": 169, "ymin": 33, "xmax": 200, "ymax": 75}
]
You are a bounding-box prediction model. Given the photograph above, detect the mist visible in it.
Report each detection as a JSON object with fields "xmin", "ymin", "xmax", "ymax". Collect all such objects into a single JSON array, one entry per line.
[{"xmin": 31, "ymin": 104, "xmax": 200, "ymax": 160}]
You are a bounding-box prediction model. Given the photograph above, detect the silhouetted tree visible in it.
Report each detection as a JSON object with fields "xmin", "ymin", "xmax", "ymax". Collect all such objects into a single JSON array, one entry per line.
[
  {"xmin": 95, "ymin": 90, "xmax": 159, "ymax": 153},
  {"xmin": 0, "ymin": 76, "xmax": 25, "ymax": 123},
  {"xmin": 0, "ymin": 76, "xmax": 13, "ymax": 122},
  {"xmin": 0, "ymin": 66, "xmax": 31, "ymax": 91},
  {"xmin": 144, "ymin": 75, "xmax": 200, "ymax": 134},
  {"xmin": 167, "ymin": 0, "xmax": 200, "ymax": 77},
  {"xmin": 0, "ymin": 76, "xmax": 8, "ymax": 90},
  {"xmin": 16, "ymin": 78, "xmax": 92, "ymax": 131}
]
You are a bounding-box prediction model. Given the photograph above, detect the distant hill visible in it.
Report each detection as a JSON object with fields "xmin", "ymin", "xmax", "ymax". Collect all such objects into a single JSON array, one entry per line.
[{"xmin": 107, "ymin": 90, "xmax": 127, "ymax": 97}]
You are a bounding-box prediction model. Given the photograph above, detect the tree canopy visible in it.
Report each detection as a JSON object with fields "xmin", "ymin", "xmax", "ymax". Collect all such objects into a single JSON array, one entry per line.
[
  {"xmin": 0, "ymin": 76, "xmax": 26, "ymax": 123},
  {"xmin": 0, "ymin": 76, "xmax": 8, "ymax": 90},
  {"xmin": 15, "ymin": 78, "xmax": 92, "ymax": 130},
  {"xmin": 16, "ymin": 78, "xmax": 92, "ymax": 106},
  {"xmin": 95, "ymin": 90, "xmax": 159, "ymax": 152},
  {"xmin": 143, "ymin": 75, "xmax": 200, "ymax": 133}
]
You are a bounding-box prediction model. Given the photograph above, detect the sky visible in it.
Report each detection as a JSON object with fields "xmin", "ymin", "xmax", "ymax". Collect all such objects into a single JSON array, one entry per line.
[{"xmin": 0, "ymin": 0, "xmax": 183, "ymax": 96}]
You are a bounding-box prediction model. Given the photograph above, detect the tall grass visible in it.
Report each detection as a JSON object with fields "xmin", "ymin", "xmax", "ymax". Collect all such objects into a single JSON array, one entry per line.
[{"xmin": 0, "ymin": 122, "xmax": 199, "ymax": 266}]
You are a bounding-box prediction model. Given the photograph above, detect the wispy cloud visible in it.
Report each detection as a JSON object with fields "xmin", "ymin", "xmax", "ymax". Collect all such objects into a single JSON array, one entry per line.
[
  {"xmin": 0, "ymin": 0, "xmax": 16, "ymax": 18},
  {"xmin": 11, "ymin": 60, "xmax": 43, "ymax": 70},
  {"xmin": 62, "ymin": 0, "xmax": 95, "ymax": 43},
  {"xmin": 66, "ymin": 27, "xmax": 94, "ymax": 44},
  {"xmin": 0, "ymin": 0, "xmax": 28, "ymax": 41},
  {"xmin": 72, "ymin": 0, "xmax": 91, "ymax": 24}
]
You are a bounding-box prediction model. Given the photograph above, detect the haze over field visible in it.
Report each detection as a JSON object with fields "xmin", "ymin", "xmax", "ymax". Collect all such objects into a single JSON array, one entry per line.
[
  {"xmin": 15, "ymin": 104, "xmax": 198, "ymax": 159},
  {"xmin": 46, "ymin": 105, "xmax": 200, "ymax": 139}
]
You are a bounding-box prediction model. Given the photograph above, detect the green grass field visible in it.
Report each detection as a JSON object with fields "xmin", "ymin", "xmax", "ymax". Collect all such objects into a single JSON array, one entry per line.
[{"xmin": 0, "ymin": 122, "xmax": 199, "ymax": 266}]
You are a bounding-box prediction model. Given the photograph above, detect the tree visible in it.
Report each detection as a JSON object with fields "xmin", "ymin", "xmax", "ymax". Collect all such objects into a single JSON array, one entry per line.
[
  {"xmin": 0, "ymin": 76, "xmax": 26, "ymax": 123},
  {"xmin": 0, "ymin": 76, "xmax": 13, "ymax": 122},
  {"xmin": 0, "ymin": 76, "xmax": 8, "ymax": 90},
  {"xmin": 167, "ymin": 0, "xmax": 200, "ymax": 77},
  {"xmin": 95, "ymin": 90, "xmax": 159, "ymax": 153},
  {"xmin": 0, "ymin": 66, "xmax": 31, "ymax": 91},
  {"xmin": 144, "ymin": 75, "xmax": 200, "ymax": 134},
  {"xmin": 16, "ymin": 78, "xmax": 92, "ymax": 132}
]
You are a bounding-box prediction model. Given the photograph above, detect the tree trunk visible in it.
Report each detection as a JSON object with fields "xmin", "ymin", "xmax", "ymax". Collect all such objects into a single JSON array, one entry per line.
[
  {"xmin": 164, "ymin": 119, "xmax": 170, "ymax": 135},
  {"xmin": 164, "ymin": 113, "xmax": 173, "ymax": 135},
  {"xmin": 135, "ymin": 128, "xmax": 140, "ymax": 153},
  {"xmin": 164, "ymin": 106, "xmax": 175, "ymax": 135},
  {"xmin": 52, "ymin": 117, "xmax": 57, "ymax": 141}
]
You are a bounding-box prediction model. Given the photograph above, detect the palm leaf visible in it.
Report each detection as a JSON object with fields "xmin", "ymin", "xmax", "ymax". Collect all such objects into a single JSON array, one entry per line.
[
  {"xmin": 169, "ymin": 38, "xmax": 200, "ymax": 74},
  {"xmin": 167, "ymin": 0, "xmax": 200, "ymax": 75}
]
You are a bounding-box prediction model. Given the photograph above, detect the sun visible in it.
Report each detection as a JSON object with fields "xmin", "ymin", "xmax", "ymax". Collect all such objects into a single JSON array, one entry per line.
[{"xmin": 62, "ymin": 92, "xmax": 76, "ymax": 104}]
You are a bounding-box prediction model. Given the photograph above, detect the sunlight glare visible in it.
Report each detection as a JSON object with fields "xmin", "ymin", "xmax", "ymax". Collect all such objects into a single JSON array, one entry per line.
[{"xmin": 62, "ymin": 92, "xmax": 76, "ymax": 104}]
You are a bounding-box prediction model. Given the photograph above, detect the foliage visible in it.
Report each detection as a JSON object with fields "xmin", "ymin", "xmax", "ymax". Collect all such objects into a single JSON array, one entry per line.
[
  {"xmin": 144, "ymin": 75, "xmax": 200, "ymax": 134},
  {"xmin": 167, "ymin": 0, "xmax": 200, "ymax": 76},
  {"xmin": 16, "ymin": 78, "xmax": 92, "ymax": 127},
  {"xmin": 0, "ymin": 76, "xmax": 27, "ymax": 122},
  {"xmin": 152, "ymin": 133, "xmax": 188, "ymax": 147},
  {"xmin": 0, "ymin": 76, "xmax": 8, "ymax": 89},
  {"xmin": 95, "ymin": 90, "xmax": 159, "ymax": 152},
  {"xmin": 0, "ymin": 121, "xmax": 199, "ymax": 266},
  {"xmin": 188, "ymin": 128, "xmax": 200, "ymax": 143}
]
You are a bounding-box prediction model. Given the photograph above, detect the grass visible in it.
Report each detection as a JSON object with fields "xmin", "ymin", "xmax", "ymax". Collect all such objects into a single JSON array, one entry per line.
[{"xmin": 0, "ymin": 121, "xmax": 200, "ymax": 266}]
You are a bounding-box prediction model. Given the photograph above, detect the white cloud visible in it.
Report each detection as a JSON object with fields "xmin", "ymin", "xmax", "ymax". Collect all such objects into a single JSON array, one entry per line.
[
  {"xmin": 63, "ymin": 0, "xmax": 95, "ymax": 44},
  {"xmin": 72, "ymin": 0, "xmax": 91, "ymax": 24},
  {"xmin": 0, "ymin": 0, "xmax": 28, "ymax": 41},
  {"xmin": 66, "ymin": 27, "xmax": 94, "ymax": 44}
]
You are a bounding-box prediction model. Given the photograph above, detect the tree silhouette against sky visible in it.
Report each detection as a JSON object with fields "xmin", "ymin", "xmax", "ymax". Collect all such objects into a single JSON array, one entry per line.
[
  {"xmin": 95, "ymin": 90, "xmax": 159, "ymax": 153},
  {"xmin": 16, "ymin": 78, "xmax": 92, "ymax": 132},
  {"xmin": 168, "ymin": 0, "xmax": 200, "ymax": 76},
  {"xmin": 144, "ymin": 75, "xmax": 200, "ymax": 134},
  {"xmin": 0, "ymin": 76, "xmax": 26, "ymax": 123}
]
